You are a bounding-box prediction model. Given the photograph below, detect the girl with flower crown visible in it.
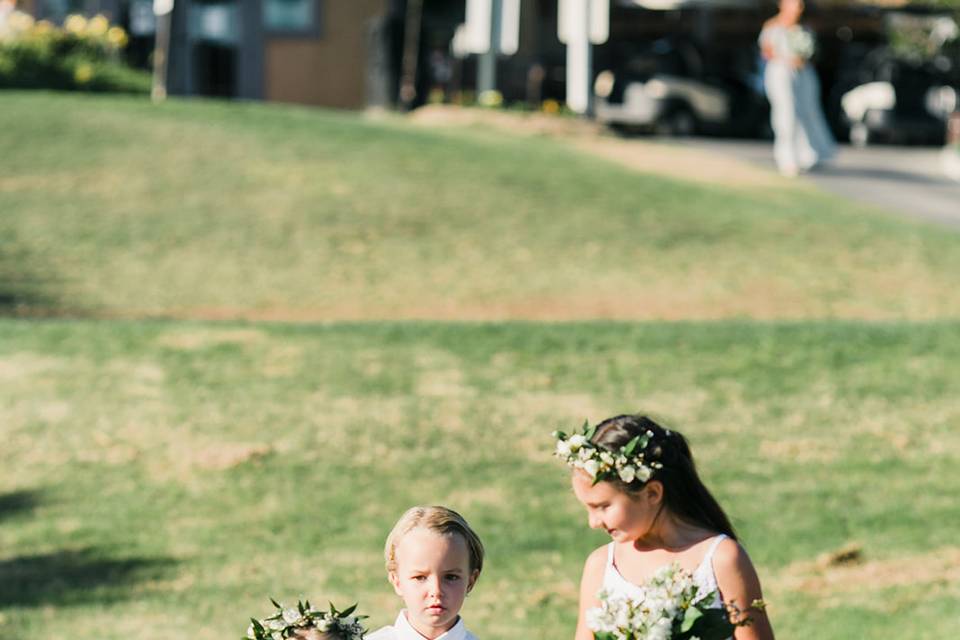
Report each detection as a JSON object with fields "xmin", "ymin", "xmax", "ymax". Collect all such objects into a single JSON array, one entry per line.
[
  {"xmin": 554, "ymin": 415, "xmax": 774, "ymax": 640},
  {"xmin": 245, "ymin": 599, "xmax": 367, "ymax": 640}
]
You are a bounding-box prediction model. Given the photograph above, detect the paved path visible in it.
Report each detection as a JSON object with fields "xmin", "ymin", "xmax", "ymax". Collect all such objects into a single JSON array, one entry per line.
[{"xmin": 678, "ymin": 139, "xmax": 960, "ymax": 228}]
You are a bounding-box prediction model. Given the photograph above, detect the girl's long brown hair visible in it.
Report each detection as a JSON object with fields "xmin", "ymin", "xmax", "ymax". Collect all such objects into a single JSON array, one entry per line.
[{"xmin": 592, "ymin": 414, "xmax": 737, "ymax": 540}]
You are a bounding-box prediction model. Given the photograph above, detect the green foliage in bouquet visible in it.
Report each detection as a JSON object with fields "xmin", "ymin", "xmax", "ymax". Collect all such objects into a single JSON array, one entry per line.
[{"xmin": 0, "ymin": 12, "xmax": 150, "ymax": 93}]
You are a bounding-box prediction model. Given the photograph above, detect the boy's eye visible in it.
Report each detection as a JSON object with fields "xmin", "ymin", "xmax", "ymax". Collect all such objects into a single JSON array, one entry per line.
[
  {"xmin": 412, "ymin": 575, "xmax": 426, "ymax": 582},
  {"xmin": 445, "ymin": 574, "xmax": 460, "ymax": 581}
]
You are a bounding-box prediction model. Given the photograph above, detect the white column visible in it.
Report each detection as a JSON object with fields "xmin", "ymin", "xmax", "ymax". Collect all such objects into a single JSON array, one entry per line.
[{"xmin": 564, "ymin": 0, "xmax": 592, "ymax": 115}]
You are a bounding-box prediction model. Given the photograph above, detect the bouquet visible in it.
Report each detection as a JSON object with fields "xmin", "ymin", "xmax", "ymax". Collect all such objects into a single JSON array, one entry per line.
[
  {"xmin": 786, "ymin": 26, "xmax": 816, "ymax": 61},
  {"xmin": 245, "ymin": 599, "xmax": 366, "ymax": 640},
  {"xmin": 586, "ymin": 564, "xmax": 759, "ymax": 640}
]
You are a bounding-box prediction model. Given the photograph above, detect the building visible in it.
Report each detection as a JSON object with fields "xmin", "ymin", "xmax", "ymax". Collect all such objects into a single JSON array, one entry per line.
[{"xmin": 22, "ymin": 0, "xmax": 396, "ymax": 108}]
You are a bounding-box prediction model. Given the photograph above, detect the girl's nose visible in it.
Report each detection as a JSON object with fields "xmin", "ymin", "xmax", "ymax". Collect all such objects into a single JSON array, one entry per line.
[{"xmin": 588, "ymin": 512, "xmax": 603, "ymax": 530}]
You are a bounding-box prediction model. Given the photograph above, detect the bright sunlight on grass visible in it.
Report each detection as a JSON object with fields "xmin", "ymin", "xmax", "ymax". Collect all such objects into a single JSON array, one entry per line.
[
  {"xmin": 2, "ymin": 320, "xmax": 959, "ymax": 639},
  {"xmin": 2, "ymin": 91, "xmax": 960, "ymax": 320},
  {"xmin": 2, "ymin": 91, "xmax": 959, "ymax": 640}
]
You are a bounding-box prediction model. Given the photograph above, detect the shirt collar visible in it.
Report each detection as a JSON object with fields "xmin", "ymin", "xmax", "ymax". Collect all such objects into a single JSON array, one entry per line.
[{"xmin": 394, "ymin": 610, "xmax": 468, "ymax": 640}]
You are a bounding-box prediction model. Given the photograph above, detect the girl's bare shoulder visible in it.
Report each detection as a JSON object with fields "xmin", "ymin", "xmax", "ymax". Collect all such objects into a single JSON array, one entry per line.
[
  {"xmin": 715, "ymin": 537, "xmax": 750, "ymax": 567},
  {"xmin": 713, "ymin": 538, "xmax": 763, "ymax": 588},
  {"xmin": 584, "ymin": 543, "xmax": 609, "ymax": 571}
]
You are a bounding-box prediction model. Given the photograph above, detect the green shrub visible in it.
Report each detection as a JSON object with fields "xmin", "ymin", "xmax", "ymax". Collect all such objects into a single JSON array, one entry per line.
[{"xmin": 0, "ymin": 13, "xmax": 150, "ymax": 93}]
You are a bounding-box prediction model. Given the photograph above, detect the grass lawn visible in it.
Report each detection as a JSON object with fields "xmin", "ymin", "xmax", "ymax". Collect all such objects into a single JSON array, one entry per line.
[
  {"xmin": 2, "ymin": 319, "xmax": 959, "ymax": 640},
  {"xmin": 2, "ymin": 92, "xmax": 959, "ymax": 639},
  {"xmin": 2, "ymin": 91, "xmax": 960, "ymax": 320}
]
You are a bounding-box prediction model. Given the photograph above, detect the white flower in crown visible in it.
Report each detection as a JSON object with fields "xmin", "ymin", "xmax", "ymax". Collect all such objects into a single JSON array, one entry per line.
[
  {"xmin": 552, "ymin": 421, "xmax": 661, "ymax": 485},
  {"xmin": 583, "ymin": 458, "xmax": 601, "ymax": 478},
  {"xmin": 618, "ymin": 465, "xmax": 637, "ymax": 484}
]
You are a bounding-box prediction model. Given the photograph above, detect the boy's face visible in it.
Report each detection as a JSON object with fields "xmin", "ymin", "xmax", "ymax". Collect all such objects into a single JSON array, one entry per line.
[{"xmin": 389, "ymin": 527, "xmax": 478, "ymax": 640}]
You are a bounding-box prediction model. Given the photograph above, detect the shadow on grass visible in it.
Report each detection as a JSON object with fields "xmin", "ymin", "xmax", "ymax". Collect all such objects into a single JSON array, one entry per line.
[
  {"xmin": 0, "ymin": 489, "xmax": 42, "ymax": 523},
  {"xmin": 0, "ymin": 237, "xmax": 65, "ymax": 316},
  {"xmin": 0, "ymin": 548, "xmax": 176, "ymax": 607}
]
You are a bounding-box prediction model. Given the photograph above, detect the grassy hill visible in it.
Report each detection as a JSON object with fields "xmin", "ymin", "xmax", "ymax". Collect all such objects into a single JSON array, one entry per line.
[
  {"xmin": 2, "ymin": 91, "xmax": 960, "ymax": 320},
  {"xmin": 1, "ymin": 92, "xmax": 959, "ymax": 640}
]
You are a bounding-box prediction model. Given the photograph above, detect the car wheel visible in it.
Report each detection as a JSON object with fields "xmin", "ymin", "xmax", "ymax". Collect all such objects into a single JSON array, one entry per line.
[
  {"xmin": 849, "ymin": 121, "xmax": 871, "ymax": 147},
  {"xmin": 656, "ymin": 106, "xmax": 697, "ymax": 137}
]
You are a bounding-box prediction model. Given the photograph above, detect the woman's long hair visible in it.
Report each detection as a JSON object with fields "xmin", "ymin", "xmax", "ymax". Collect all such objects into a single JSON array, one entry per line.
[{"xmin": 592, "ymin": 414, "xmax": 737, "ymax": 540}]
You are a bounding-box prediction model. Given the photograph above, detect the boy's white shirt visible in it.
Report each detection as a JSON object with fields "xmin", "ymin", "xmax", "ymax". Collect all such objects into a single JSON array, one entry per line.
[{"xmin": 367, "ymin": 610, "xmax": 477, "ymax": 640}]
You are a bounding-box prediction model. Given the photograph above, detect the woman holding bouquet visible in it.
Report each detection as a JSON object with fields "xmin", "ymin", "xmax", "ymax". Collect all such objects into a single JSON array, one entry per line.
[
  {"xmin": 760, "ymin": 0, "xmax": 835, "ymax": 177},
  {"xmin": 554, "ymin": 415, "xmax": 774, "ymax": 640}
]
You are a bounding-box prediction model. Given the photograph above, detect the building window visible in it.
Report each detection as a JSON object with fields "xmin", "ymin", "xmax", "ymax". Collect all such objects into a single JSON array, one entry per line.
[
  {"xmin": 41, "ymin": 0, "xmax": 84, "ymax": 22},
  {"xmin": 188, "ymin": 0, "xmax": 239, "ymax": 45},
  {"xmin": 263, "ymin": 0, "xmax": 320, "ymax": 35}
]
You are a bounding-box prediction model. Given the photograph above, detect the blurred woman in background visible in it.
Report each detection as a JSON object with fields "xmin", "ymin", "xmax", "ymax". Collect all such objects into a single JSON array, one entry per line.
[{"xmin": 760, "ymin": 0, "xmax": 836, "ymax": 176}]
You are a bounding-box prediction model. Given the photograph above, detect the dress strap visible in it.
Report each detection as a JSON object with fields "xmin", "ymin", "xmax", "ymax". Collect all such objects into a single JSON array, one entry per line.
[
  {"xmin": 606, "ymin": 542, "xmax": 616, "ymax": 567},
  {"xmin": 702, "ymin": 534, "xmax": 728, "ymax": 566}
]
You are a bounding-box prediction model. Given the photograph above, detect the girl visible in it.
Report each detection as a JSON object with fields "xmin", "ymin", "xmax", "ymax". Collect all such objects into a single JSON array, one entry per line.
[
  {"xmin": 245, "ymin": 600, "xmax": 366, "ymax": 640},
  {"xmin": 555, "ymin": 414, "xmax": 774, "ymax": 640}
]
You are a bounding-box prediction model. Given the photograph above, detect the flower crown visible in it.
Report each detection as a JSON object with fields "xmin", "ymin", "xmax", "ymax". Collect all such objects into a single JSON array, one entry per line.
[
  {"xmin": 552, "ymin": 421, "xmax": 662, "ymax": 485},
  {"xmin": 245, "ymin": 599, "xmax": 366, "ymax": 640}
]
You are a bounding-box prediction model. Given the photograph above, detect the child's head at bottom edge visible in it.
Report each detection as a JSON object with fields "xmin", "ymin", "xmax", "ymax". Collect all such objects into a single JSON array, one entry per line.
[
  {"xmin": 290, "ymin": 630, "xmax": 349, "ymax": 640},
  {"xmin": 384, "ymin": 505, "xmax": 485, "ymax": 638}
]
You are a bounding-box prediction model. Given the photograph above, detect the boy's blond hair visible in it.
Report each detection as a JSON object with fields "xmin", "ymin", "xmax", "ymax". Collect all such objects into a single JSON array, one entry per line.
[{"xmin": 384, "ymin": 505, "xmax": 484, "ymax": 575}]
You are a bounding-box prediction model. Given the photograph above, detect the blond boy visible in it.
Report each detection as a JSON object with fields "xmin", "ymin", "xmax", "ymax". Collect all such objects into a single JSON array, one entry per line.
[{"xmin": 369, "ymin": 506, "xmax": 484, "ymax": 640}]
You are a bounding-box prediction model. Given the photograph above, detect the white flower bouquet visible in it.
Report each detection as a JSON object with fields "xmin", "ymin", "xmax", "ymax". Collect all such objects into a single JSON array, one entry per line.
[
  {"xmin": 786, "ymin": 26, "xmax": 816, "ymax": 61},
  {"xmin": 587, "ymin": 564, "xmax": 759, "ymax": 640}
]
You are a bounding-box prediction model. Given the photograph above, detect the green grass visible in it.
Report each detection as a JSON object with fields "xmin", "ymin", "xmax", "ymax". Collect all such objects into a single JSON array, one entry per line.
[
  {"xmin": 2, "ymin": 91, "xmax": 960, "ymax": 320},
  {"xmin": 3, "ymin": 92, "xmax": 960, "ymax": 639},
  {"xmin": 2, "ymin": 319, "xmax": 959, "ymax": 639}
]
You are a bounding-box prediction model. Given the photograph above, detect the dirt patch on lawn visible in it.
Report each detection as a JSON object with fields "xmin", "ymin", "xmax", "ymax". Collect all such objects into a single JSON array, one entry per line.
[
  {"xmin": 407, "ymin": 105, "xmax": 785, "ymax": 189},
  {"xmin": 156, "ymin": 328, "xmax": 266, "ymax": 351},
  {"xmin": 772, "ymin": 545, "xmax": 960, "ymax": 596}
]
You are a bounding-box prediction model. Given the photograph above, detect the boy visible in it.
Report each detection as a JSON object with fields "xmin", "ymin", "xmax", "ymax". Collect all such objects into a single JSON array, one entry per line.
[{"xmin": 369, "ymin": 506, "xmax": 484, "ymax": 640}]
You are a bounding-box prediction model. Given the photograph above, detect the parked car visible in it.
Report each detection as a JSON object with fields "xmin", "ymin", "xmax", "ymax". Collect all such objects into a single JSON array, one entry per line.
[
  {"xmin": 839, "ymin": 48, "xmax": 958, "ymax": 146},
  {"xmin": 593, "ymin": 38, "xmax": 770, "ymax": 138}
]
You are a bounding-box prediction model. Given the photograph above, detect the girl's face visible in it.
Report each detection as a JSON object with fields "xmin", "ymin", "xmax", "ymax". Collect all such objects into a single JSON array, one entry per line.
[
  {"xmin": 389, "ymin": 527, "xmax": 478, "ymax": 640},
  {"xmin": 571, "ymin": 470, "xmax": 662, "ymax": 542}
]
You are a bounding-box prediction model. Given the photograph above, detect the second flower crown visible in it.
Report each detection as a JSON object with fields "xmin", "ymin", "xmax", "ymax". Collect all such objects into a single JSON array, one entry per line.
[{"xmin": 552, "ymin": 421, "xmax": 664, "ymax": 485}]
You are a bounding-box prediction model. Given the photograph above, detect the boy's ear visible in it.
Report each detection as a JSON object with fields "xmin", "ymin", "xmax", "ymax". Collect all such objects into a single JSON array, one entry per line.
[
  {"xmin": 466, "ymin": 569, "xmax": 480, "ymax": 594},
  {"xmin": 388, "ymin": 570, "xmax": 403, "ymax": 596}
]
